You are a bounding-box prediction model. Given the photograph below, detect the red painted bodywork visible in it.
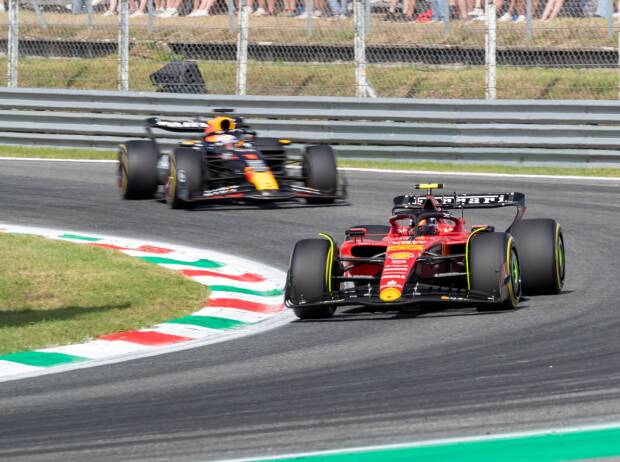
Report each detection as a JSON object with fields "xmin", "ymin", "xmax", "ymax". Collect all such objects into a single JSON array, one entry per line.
[{"xmin": 339, "ymin": 194, "xmax": 480, "ymax": 300}]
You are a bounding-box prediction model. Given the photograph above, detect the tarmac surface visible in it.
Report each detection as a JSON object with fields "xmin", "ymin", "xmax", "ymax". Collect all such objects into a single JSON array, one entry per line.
[{"xmin": 0, "ymin": 160, "xmax": 619, "ymax": 461}]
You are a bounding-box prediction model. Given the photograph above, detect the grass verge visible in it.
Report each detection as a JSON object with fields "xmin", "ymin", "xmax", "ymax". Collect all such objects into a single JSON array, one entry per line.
[
  {"xmin": 0, "ymin": 57, "xmax": 617, "ymax": 99},
  {"xmin": 0, "ymin": 233, "xmax": 209, "ymax": 355},
  {"xmin": 2, "ymin": 144, "xmax": 618, "ymax": 177},
  {"xmin": 0, "ymin": 145, "xmax": 115, "ymax": 159}
]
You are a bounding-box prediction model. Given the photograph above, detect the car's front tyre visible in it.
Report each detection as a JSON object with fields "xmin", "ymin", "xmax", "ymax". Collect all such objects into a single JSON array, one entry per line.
[
  {"xmin": 166, "ymin": 147, "xmax": 202, "ymax": 209},
  {"xmin": 469, "ymin": 231, "xmax": 522, "ymax": 311},
  {"xmin": 285, "ymin": 238, "xmax": 336, "ymax": 319}
]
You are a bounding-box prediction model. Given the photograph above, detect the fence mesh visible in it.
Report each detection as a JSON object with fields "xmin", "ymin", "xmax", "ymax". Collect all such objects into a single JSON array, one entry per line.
[
  {"xmin": 129, "ymin": 19, "xmax": 237, "ymax": 93},
  {"xmin": 14, "ymin": 6, "xmax": 119, "ymax": 89},
  {"xmin": 496, "ymin": 0, "xmax": 619, "ymax": 99},
  {"xmin": 367, "ymin": 4, "xmax": 487, "ymax": 98},
  {"xmin": 245, "ymin": 15, "xmax": 356, "ymax": 96},
  {"xmin": 3, "ymin": 0, "xmax": 620, "ymax": 98}
]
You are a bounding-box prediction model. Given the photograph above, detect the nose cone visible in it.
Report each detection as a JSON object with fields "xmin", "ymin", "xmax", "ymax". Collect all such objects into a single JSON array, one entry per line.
[{"xmin": 380, "ymin": 287, "xmax": 402, "ymax": 302}]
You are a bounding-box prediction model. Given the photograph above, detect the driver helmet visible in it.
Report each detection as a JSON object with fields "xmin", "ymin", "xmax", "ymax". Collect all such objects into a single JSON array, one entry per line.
[
  {"xmin": 205, "ymin": 116, "xmax": 236, "ymax": 136},
  {"xmin": 417, "ymin": 217, "xmax": 438, "ymax": 236}
]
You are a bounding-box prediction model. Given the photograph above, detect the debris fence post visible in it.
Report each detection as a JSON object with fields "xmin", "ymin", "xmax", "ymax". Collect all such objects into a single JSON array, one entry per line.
[
  {"xmin": 118, "ymin": 0, "xmax": 129, "ymax": 91},
  {"xmin": 7, "ymin": 0, "xmax": 18, "ymax": 88},
  {"xmin": 354, "ymin": 0, "xmax": 376, "ymax": 97},
  {"xmin": 236, "ymin": 0, "xmax": 249, "ymax": 95},
  {"xmin": 485, "ymin": 0, "xmax": 497, "ymax": 100}
]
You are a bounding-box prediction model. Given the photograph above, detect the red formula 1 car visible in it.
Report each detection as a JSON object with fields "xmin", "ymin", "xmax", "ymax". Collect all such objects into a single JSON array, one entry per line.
[{"xmin": 285, "ymin": 184, "xmax": 566, "ymax": 319}]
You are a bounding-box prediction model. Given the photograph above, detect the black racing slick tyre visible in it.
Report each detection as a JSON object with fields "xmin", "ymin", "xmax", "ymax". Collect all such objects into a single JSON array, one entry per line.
[
  {"xmin": 118, "ymin": 140, "xmax": 159, "ymax": 199},
  {"xmin": 303, "ymin": 145, "xmax": 338, "ymax": 204},
  {"xmin": 166, "ymin": 147, "xmax": 202, "ymax": 209},
  {"xmin": 286, "ymin": 238, "xmax": 336, "ymax": 319},
  {"xmin": 510, "ymin": 218, "xmax": 565, "ymax": 295},
  {"xmin": 469, "ymin": 232, "xmax": 522, "ymax": 311}
]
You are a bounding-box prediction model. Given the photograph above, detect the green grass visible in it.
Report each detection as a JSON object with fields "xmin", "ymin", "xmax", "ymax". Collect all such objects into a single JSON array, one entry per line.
[
  {"xmin": 2, "ymin": 145, "xmax": 618, "ymax": 177},
  {"xmin": 0, "ymin": 145, "xmax": 114, "ymax": 159},
  {"xmin": 0, "ymin": 234, "xmax": 209, "ymax": 355},
  {"xmin": 338, "ymin": 159, "xmax": 620, "ymax": 177},
  {"xmin": 0, "ymin": 57, "xmax": 616, "ymax": 98}
]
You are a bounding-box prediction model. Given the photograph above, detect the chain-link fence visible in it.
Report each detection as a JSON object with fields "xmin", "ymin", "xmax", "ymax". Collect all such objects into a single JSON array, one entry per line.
[{"xmin": 3, "ymin": 0, "xmax": 620, "ymax": 98}]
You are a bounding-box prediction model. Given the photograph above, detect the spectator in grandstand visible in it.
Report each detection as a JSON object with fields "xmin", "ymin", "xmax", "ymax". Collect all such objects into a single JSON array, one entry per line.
[
  {"xmin": 327, "ymin": 0, "xmax": 348, "ymax": 18},
  {"xmin": 103, "ymin": 0, "xmax": 118, "ymax": 15},
  {"xmin": 540, "ymin": 0, "xmax": 564, "ymax": 20},
  {"xmin": 105, "ymin": 0, "xmax": 145, "ymax": 16},
  {"xmin": 383, "ymin": 0, "xmax": 416, "ymax": 20},
  {"xmin": 251, "ymin": 0, "xmax": 276, "ymax": 16},
  {"xmin": 468, "ymin": 0, "xmax": 484, "ymax": 19},
  {"xmin": 595, "ymin": 0, "xmax": 616, "ymax": 18},
  {"xmin": 189, "ymin": 0, "xmax": 216, "ymax": 15},
  {"xmin": 497, "ymin": 0, "xmax": 530, "ymax": 22},
  {"xmin": 281, "ymin": 0, "xmax": 297, "ymax": 16},
  {"xmin": 158, "ymin": 0, "xmax": 182, "ymax": 16},
  {"xmin": 454, "ymin": 0, "xmax": 472, "ymax": 18},
  {"xmin": 431, "ymin": 0, "xmax": 449, "ymax": 21},
  {"xmin": 130, "ymin": 0, "xmax": 148, "ymax": 16},
  {"xmin": 296, "ymin": 0, "xmax": 327, "ymax": 17}
]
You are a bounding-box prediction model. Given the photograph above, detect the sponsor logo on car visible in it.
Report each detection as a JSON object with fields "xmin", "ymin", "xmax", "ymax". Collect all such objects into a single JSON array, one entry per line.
[
  {"xmin": 203, "ymin": 186, "xmax": 240, "ymax": 197},
  {"xmin": 388, "ymin": 243, "xmax": 425, "ymax": 251},
  {"xmin": 389, "ymin": 251, "xmax": 415, "ymax": 260}
]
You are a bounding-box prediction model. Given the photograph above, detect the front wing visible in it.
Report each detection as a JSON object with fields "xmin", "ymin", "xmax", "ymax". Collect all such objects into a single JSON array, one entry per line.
[
  {"xmin": 285, "ymin": 282, "xmax": 501, "ymax": 309},
  {"xmin": 175, "ymin": 183, "xmax": 345, "ymax": 203}
]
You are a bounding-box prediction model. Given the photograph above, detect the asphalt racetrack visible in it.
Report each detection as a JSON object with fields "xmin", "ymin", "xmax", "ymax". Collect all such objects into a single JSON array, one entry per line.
[{"xmin": 0, "ymin": 160, "xmax": 619, "ymax": 461}]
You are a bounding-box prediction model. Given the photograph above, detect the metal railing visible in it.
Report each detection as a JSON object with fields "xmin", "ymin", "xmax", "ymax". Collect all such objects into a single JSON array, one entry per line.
[
  {"xmin": 4, "ymin": 0, "xmax": 620, "ymax": 99},
  {"xmin": 0, "ymin": 88, "xmax": 619, "ymax": 164}
]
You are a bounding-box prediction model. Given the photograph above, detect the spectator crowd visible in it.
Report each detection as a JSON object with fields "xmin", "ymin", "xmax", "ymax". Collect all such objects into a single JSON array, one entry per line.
[
  {"xmin": 93, "ymin": 0, "xmax": 619, "ymax": 22},
  {"xmin": 98, "ymin": 0, "xmax": 347, "ymax": 17}
]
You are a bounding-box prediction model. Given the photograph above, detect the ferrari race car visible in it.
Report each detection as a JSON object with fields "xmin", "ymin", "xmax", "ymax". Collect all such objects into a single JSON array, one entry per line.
[
  {"xmin": 118, "ymin": 110, "xmax": 346, "ymax": 208},
  {"xmin": 285, "ymin": 184, "xmax": 566, "ymax": 319}
]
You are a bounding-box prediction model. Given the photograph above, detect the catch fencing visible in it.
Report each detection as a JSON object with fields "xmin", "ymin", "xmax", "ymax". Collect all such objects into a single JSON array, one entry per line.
[
  {"xmin": 2, "ymin": 0, "xmax": 620, "ymax": 98},
  {"xmin": 1, "ymin": 87, "xmax": 620, "ymax": 164}
]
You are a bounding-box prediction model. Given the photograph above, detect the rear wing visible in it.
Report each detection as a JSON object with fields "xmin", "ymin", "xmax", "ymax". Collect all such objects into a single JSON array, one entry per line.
[
  {"xmin": 393, "ymin": 192, "xmax": 525, "ymax": 211},
  {"xmin": 393, "ymin": 192, "xmax": 526, "ymax": 227},
  {"xmin": 145, "ymin": 117, "xmax": 208, "ymax": 133}
]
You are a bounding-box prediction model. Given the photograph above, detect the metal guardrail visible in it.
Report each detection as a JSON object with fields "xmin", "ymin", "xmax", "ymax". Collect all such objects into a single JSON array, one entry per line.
[{"xmin": 1, "ymin": 88, "xmax": 620, "ymax": 164}]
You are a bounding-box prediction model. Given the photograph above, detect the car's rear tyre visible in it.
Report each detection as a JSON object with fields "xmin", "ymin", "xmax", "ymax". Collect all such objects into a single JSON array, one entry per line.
[
  {"xmin": 166, "ymin": 147, "xmax": 202, "ymax": 210},
  {"xmin": 303, "ymin": 145, "xmax": 338, "ymax": 204},
  {"xmin": 469, "ymin": 232, "xmax": 521, "ymax": 311},
  {"xmin": 510, "ymin": 218, "xmax": 565, "ymax": 295},
  {"xmin": 118, "ymin": 140, "xmax": 159, "ymax": 199},
  {"xmin": 286, "ymin": 238, "xmax": 336, "ymax": 319}
]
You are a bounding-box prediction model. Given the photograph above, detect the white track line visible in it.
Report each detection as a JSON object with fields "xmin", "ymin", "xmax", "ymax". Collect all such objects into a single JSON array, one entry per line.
[
  {"xmin": 0, "ymin": 157, "xmax": 115, "ymax": 163},
  {"xmin": 1, "ymin": 157, "xmax": 619, "ymax": 182},
  {"xmin": 341, "ymin": 166, "xmax": 620, "ymax": 182}
]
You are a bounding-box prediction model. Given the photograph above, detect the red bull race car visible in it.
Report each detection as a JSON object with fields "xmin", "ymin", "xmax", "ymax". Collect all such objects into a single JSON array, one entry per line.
[
  {"xmin": 118, "ymin": 110, "xmax": 345, "ymax": 208},
  {"xmin": 285, "ymin": 184, "xmax": 565, "ymax": 319}
]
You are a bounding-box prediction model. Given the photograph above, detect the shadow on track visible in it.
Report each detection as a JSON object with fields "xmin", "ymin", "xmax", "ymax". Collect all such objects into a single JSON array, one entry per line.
[
  {"xmin": 292, "ymin": 304, "xmax": 534, "ymax": 323},
  {"xmin": 184, "ymin": 200, "xmax": 351, "ymax": 212}
]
